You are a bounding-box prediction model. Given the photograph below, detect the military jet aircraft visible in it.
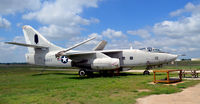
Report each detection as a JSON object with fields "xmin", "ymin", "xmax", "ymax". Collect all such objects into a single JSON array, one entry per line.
[{"xmin": 5, "ymin": 25, "xmax": 178, "ymax": 76}]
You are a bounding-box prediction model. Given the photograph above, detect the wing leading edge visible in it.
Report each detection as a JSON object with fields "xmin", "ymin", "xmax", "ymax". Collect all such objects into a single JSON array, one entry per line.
[{"xmin": 55, "ymin": 37, "xmax": 96, "ymax": 58}]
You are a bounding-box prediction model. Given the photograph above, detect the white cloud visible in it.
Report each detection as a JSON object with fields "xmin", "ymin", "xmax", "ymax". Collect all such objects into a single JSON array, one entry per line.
[
  {"xmin": 23, "ymin": 0, "xmax": 100, "ymax": 40},
  {"xmin": 131, "ymin": 29, "xmax": 200, "ymax": 56},
  {"xmin": 170, "ymin": 2, "xmax": 200, "ymax": 16},
  {"xmin": 13, "ymin": 36, "xmax": 25, "ymax": 43},
  {"xmin": 39, "ymin": 24, "xmax": 81, "ymax": 40},
  {"xmin": 64, "ymin": 28, "xmax": 128, "ymax": 51},
  {"xmin": 0, "ymin": 0, "xmax": 41, "ymax": 29},
  {"xmin": 0, "ymin": 37, "xmax": 4, "ymax": 41},
  {"xmin": 0, "ymin": 36, "xmax": 26, "ymax": 63},
  {"xmin": 0, "ymin": 16, "xmax": 11, "ymax": 28},
  {"xmin": 127, "ymin": 29, "xmax": 151, "ymax": 38},
  {"xmin": 88, "ymin": 33, "xmax": 102, "ymax": 40},
  {"xmin": 105, "ymin": 39, "xmax": 130, "ymax": 49},
  {"xmin": 16, "ymin": 23, "xmax": 22, "ymax": 27},
  {"xmin": 0, "ymin": 0, "xmax": 41, "ymax": 15},
  {"xmin": 64, "ymin": 33, "xmax": 103, "ymax": 51},
  {"xmin": 102, "ymin": 28, "xmax": 125, "ymax": 39},
  {"xmin": 129, "ymin": 3, "xmax": 200, "ymax": 58},
  {"xmin": 153, "ymin": 14, "xmax": 200, "ymax": 38},
  {"xmin": 87, "ymin": 33, "xmax": 103, "ymax": 45},
  {"xmin": 0, "ymin": 0, "xmax": 101, "ymax": 62}
]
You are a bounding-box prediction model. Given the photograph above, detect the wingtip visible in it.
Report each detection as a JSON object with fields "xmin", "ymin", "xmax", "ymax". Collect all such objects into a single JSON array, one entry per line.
[
  {"xmin": 91, "ymin": 36, "xmax": 96, "ymax": 39},
  {"xmin": 4, "ymin": 42, "xmax": 10, "ymax": 44},
  {"xmin": 22, "ymin": 25, "xmax": 31, "ymax": 29},
  {"xmin": 22, "ymin": 25, "xmax": 26, "ymax": 29}
]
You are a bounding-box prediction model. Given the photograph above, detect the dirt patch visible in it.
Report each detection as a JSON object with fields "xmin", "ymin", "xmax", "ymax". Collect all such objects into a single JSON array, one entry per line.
[
  {"xmin": 148, "ymin": 81, "xmax": 186, "ymax": 86},
  {"xmin": 137, "ymin": 83, "xmax": 200, "ymax": 104},
  {"xmin": 138, "ymin": 89, "xmax": 151, "ymax": 92},
  {"xmin": 183, "ymin": 77, "xmax": 200, "ymax": 80}
]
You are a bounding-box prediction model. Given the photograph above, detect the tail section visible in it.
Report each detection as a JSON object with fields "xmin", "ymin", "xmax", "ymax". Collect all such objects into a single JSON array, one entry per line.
[
  {"xmin": 22, "ymin": 25, "xmax": 62, "ymax": 53},
  {"xmin": 6, "ymin": 25, "xmax": 96, "ymax": 65}
]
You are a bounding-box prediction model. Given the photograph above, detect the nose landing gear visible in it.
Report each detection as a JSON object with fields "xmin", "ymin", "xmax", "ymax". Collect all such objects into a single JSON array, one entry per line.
[
  {"xmin": 143, "ymin": 70, "xmax": 150, "ymax": 75},
  {"xmin": 143, "ymin": 66, "xmax": 151, "ymax": 75}
]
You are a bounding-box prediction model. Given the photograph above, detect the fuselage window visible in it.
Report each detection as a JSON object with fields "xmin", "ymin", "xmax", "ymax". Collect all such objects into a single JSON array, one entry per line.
[
  {"xmin": 155, "ymin": 56, "xmax": 159, "ymax": 60},
  {"xmin": 122, "ymin": 57, "xmax": 125, "ymax": 60},
  {"xmin": 130, "ymin": 56, "xmax": 133, "ymax": 60}
]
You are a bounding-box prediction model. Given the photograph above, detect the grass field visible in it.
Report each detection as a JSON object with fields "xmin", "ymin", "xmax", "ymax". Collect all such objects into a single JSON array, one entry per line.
[{"xmin": 0, "ymin": 62, "xmax": 200, "ymax": 104}]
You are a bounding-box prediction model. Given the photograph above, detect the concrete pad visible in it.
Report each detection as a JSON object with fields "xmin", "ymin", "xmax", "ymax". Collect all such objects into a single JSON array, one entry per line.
[{"xmin": 124, "ymin": 70, "xmax": 153, "ymax": 73}]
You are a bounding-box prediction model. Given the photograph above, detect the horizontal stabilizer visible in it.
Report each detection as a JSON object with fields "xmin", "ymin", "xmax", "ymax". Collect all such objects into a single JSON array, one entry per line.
[
  {"xmin": 93, "ymin": 40, "xmax": 107, "ymax": 51},
  {"xmin": 5, "ymin": 42, "xmax": 48, "ymax": 48}
]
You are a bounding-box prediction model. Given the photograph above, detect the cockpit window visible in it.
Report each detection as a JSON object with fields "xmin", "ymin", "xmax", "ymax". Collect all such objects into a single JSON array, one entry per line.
[
  {"xmin": 147, "ymin": 47, "xmax": 152, "ymax": 52},
  {"xmin": 153, "ymin": 48, "xmax": 160, "ymax": 52},
  {"xmin": 139, "ymin": 48, "xmax": 146, "ymax": 50},
  {"xmin": 139, "ymin": 47, "xmax": 164, "ymax": 53}
]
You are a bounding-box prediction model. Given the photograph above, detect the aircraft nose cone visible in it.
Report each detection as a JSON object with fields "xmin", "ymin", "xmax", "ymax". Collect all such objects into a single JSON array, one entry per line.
[{"xmin": 169, "ymin": 54, "xmax": 178, "ymax": 61}]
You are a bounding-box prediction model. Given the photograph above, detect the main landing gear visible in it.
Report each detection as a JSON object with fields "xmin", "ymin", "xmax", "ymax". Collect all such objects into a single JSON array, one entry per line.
[
  {"xmin": 78, "ymin": 69, "xmax": 93, "ymax": 77},
  {"xmin": 78, "ymin": 68, "xmax": 120, "ymax": 77},
  {"xmin": 79, "ymin": 69, "xmax": 86, "ymax": 76}
]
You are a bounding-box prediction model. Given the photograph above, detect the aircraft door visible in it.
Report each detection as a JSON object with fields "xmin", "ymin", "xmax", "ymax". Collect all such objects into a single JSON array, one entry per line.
[{"xmin": 34, "ymin": 54, "xmax": 45, "ymax": 65}]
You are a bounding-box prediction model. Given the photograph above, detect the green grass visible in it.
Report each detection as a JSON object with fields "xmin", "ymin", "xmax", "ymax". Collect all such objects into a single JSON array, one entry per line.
[{"xmin": 0, "ymin": 65, "xmax": 200, "ymax": 104}]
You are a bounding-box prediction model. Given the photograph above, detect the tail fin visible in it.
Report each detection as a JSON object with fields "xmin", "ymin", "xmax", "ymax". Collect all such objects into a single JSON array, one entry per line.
[{"xmin": 22, "ymin": 25, "xmax": 62, "ymax": 53}]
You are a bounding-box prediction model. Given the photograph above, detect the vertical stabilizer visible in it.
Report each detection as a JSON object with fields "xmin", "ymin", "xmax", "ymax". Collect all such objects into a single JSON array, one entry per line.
[{"xmin": 22, "ymin": 25, "xmax": 62, "ymax": 53}]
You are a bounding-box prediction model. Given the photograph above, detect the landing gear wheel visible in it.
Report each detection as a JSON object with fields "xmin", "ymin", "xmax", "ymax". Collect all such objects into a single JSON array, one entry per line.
[
  {"xmin": 99, "ymin": 70, "xmax": 108, "ymax": 76},
  {"xmin": 79, "ymin": 69, "xmax": 87, "ymax": 77},
  {"xmin": 143, "ymin": 70, "xmax": 150, "ymax": 75}
]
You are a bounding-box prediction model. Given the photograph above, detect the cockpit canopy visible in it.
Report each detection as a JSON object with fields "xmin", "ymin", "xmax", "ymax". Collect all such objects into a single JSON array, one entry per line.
[{"xmin": 139, "ymin": 47, "xmax": 164, "ymax": 53}]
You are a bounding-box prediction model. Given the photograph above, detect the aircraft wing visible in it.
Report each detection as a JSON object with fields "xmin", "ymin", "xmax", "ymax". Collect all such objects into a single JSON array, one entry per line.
[
  {"xmin": 5, "ymin": 42, "xmax": 48, "ymax": 48},
  {"xmin": 55, "ymin": 37, "xmax": 96, "ymax": 58},
  {"xmin": 93, "ymin": 40, "xmax": 107, "ymax": 51},
  {"xmin": 64, "ymin": 50, "xmax": 122, "ymax": 56},
  {"xmin": 63, "ymin": 50, "xmax": 122, "ymax": 62}
]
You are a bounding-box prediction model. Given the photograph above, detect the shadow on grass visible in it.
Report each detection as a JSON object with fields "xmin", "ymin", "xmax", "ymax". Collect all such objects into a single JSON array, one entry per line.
[
  {"xmin": 32, "ymin": 72, "xmax": 160, "ymax": 80},
  {"xmin": 68, "ymin": 73, "xmax": 150, "ymax": 79},
  {"xmin": 32, "ymin": 72, "xmax": 77, "ymax": 76}
]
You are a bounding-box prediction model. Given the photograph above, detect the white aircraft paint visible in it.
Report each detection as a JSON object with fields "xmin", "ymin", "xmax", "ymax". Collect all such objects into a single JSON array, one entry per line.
[{"xmin": 6, "ymin": 25, "xmax": 178, "ymax": 76}]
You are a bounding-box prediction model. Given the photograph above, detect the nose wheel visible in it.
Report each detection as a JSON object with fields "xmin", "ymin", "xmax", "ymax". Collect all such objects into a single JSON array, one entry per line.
[
  {"xmin": 143, "ymin": 66, "xmax": 151, "ymax": 75},
  {"xmin": 143, "ymin": 70, "xmax": 150, "ymax": 75}
]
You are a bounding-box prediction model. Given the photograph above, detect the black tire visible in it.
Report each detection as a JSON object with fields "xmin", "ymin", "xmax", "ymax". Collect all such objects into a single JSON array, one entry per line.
[
  {"xmin": 99, "ymin": 70, "xmax": 108, "ymax": 76},
  {"xmin": 87, "ymin": 71, "xmax": 93, "ymax": 77},
  {"xmin": 79, "ymin": 69, "xmax": 87, "ymax": 77},
  {"xmin": 143, "ymin": 70, "xmax": 150, "ymax": 75}
]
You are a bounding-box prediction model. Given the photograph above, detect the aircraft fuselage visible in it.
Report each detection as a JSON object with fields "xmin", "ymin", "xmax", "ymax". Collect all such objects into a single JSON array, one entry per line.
[{"xmin": 25, "ymin": 49, "xmax": 177, "ymax": 70}]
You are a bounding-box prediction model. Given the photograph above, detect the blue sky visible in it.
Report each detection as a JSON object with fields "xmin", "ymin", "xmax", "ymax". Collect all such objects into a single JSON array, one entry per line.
[{"xmin": 0, "ymin": 0, "xmax": 200, "ymax": 62}]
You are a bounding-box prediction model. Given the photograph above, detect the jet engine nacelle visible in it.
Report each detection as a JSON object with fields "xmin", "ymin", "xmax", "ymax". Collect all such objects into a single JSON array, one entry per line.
[{"xmin": 91, "ymin": 58, "xmax": 120, "ymax": 70}]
